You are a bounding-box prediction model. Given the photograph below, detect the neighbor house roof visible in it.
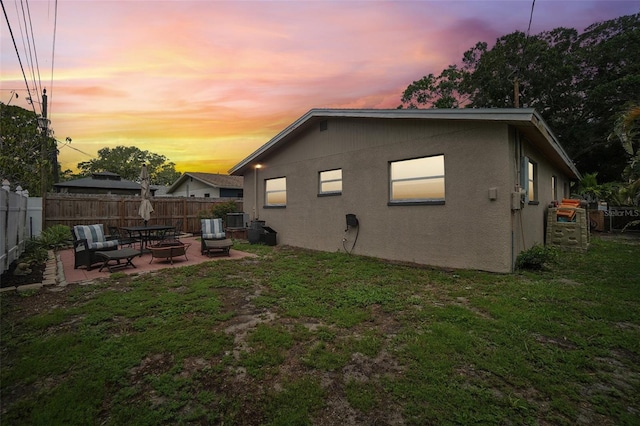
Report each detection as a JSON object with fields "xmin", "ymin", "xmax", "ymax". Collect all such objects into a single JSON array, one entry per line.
[
  {"xmin": 229, "ymin": 108, "xmax": 581, "ymax": 179},
  {"xmin": 166, "ymin": 172, "xmax": 244, "ymax": 194},
  {"xmin": 54, "ymin": 172, "xmax": 142, "ymax": 191}
]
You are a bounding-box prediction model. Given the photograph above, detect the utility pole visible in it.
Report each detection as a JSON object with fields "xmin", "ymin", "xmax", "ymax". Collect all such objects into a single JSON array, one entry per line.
[
  {"xmin": 39, "ymin": 89, "xmax": 49, "ymax": 231},
  {"xmin": 514, "ymin": 79, "xmax": 520, "ymax": 108}
]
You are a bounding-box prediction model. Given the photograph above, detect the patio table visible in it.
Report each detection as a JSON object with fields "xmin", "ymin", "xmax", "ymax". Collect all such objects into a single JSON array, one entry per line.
[{"xmin": 122, "ymin": 225, "xmax": 175, "ymax": 255}]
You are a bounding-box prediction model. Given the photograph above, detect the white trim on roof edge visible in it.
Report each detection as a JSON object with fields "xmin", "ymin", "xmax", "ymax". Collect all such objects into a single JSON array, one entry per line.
[{"xmin": 229, "ymin": 108, "xmax": 580, "ymax": 179}]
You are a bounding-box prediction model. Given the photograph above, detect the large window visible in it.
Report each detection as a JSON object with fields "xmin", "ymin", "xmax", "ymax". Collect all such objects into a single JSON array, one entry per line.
[
  {"xmin": 265, "ymin": 177, "xmax": 286, "ymax": 206},
  {"xmin": 389, "ymin": 155, "xmax": 445, "ymax": 203},
  {"xmin": 319, "ymin": 169, "xmax": 342, "ymax": 195}
]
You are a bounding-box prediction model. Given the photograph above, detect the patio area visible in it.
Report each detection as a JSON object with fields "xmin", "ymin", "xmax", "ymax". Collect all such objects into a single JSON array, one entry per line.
[{"xmin": 59, "ymin": 235, "xmax": 256, "ymax": 284}]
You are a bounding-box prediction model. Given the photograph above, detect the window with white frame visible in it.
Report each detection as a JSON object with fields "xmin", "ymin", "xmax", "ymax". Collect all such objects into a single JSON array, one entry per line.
[
  {"xmin": 265, "ymin": 177, "xmax": 287, "ymax": 206},
  {"xmin": 319, "ymin": 169, "xmax": 342, "ymax": 195},
  {"xmin": 389, "ymin": 155, "xmax": 445, "ymax": 203},
  {"xmin": 551, "ymin": 176, "xmax": 557, "ymax": 201}
]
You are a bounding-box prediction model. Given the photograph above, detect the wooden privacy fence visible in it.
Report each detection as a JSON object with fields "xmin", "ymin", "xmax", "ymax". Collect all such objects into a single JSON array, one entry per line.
[
  {"xmin": 45, "ymin": 194, "xmax": 244, "ymax": 234},
  {"xmin": 1, "ymin": 183, "xmax": 28, "ymax": 275}
]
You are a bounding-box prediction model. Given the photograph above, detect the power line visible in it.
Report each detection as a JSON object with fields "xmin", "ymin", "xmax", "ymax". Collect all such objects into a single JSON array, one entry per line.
[
  {"xmin": 514, "ymin": 0, "xmax": 536, "ymax": 108},
  {"xmin": 25, "ymin": 0, "xmax": 45, "ymax": 104},
  {"xmin": 526, "ymin": 0, "xmax": 536, "ymax": 38},
  {"xmin": 49, "ymin": 0, "xmax": 58, "ymax": 117},
  {"xmin": 0, "ymin": 0, "xmax": 37, "ymax": 115},
  {"xmin": 18, "ymin": 0, "xmax": 41, "ymax": 110}
]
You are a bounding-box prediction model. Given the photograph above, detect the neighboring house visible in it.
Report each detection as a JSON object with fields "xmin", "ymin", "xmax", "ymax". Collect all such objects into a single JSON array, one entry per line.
[
  {"xmin": 230, "ymin": 108, "xmax": 581, "ymax": 273},
  {"xmin": 166, "ymin": 172, "xmax": 243, "ymax": 198},
  {"xmin": 53, "ymin": 172, "xmax": 154, "ymax": 196}
]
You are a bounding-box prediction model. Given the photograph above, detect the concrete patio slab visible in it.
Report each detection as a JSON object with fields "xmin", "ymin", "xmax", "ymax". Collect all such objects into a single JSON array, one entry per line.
[{"xmin": 59, "ymin": 235, "xmax": 255, "ymax": 284}]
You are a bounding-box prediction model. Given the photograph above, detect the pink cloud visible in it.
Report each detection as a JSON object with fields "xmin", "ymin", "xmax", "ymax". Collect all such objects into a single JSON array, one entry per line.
[{"xmin": 2, "ymin": 1, "xmax": 637, "ymax": 174}]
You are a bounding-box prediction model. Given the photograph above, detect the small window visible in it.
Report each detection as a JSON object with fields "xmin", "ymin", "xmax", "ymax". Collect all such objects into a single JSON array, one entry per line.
[
  {"xmin": 389, "ymin": 155, "xmax": 445, "ymax": 203},
  {"xmin": 204, "ymin": 193, "xmax": 210, "ymax": 198},
  {"xmin": 551, "ymin": 176, "xmax": 557, "ymax": 201},
  {"xmin": 265, "ymin": 177, "xmax": 287, "ymax": 206},
  {"xmin": 528, "ymin": 160, "xmax": 537, "ymax": 202},
  {"xmin": 319, "ymin": 169, "xmax": 342, "ymax": 195},
  {"xmin": 521, "ymin": 156, "xmax": 538, "ymax": 203}
]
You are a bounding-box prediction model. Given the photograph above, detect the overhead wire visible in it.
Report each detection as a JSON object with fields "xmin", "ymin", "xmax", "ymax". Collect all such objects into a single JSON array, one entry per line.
[
  {"xmin": 25, "ymin": 0, "xmax": 45, "ymax": 103},
  {"xmin": 512, "ymin": 0, "xmax": 536, "ymax": 108},
  {"xmin": 18, "ymin": 0, "xmax": 42, "ymax": 111},
  {"xmin": 0, "ymin": 0, "xmax": 37, "ymax": 115},
  {"xmin": 48, "ymin": 0, "xmax": 58, "ymax": 117}
]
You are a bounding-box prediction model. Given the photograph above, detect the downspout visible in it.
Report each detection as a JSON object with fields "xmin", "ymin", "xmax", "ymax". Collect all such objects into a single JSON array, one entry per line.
[{"xmin": 512, "ymin": 129, "xmax": 523, "ymax": 271}]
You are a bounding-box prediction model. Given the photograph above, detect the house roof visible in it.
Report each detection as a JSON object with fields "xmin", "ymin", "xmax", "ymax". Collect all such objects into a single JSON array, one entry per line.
[
  {"xmin": 228, "ymin": 108, "xmax": 581, "ymax": 179},
  {"xmin": 54, "ymin": 175, "xmax": 141, "ymax": 190},
  {"xmin": 167, "ymin": 172, "xmax": 244, "ymax": 194}
]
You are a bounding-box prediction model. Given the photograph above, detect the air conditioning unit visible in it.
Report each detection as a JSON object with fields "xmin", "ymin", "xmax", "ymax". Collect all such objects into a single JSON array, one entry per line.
[{"xmin": 226, "ymin": 212, "xmax": 249, "ymax": 229}]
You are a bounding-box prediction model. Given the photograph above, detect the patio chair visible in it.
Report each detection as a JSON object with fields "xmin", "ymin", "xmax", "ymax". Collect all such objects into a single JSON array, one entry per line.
[
  {"xmin": 72, "ymin": 224, "xmax": 120, "ymax": 270},
  {"xmin": 200, "ymin": 218, "xmax": 232, "ymax": 256},
  {"xmin": 163, "ymin": 219, "xmax": 183, "ymax": 242},
  {"xmin": 108, "ymin": 226, "xmax": 139, "ymax": 248}
]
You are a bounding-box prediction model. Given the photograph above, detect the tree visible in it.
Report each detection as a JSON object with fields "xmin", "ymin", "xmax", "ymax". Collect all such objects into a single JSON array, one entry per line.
[
  {"xmin": 610, "ymin": 105, "xmax": 640, "ymax": 206},
  {"xmin": 0, "ymin": 102, "xmax": 56, "ymax": 196},
  {"xmin": 77, "ymin": 145, "xmax": 181, "ymax": 185},
  {"xmin": 399, "ymin": 65, "xmax": 470, "ymax": 109},
  {"xmin": 399, "ymin": 13, "xmax": 640, "ymax": 182}
]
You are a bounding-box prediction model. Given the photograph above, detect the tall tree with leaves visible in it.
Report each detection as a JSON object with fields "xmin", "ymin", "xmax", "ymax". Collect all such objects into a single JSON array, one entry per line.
[
  {"xmin": 77, "ymin": 145, "xmax": 181, "ymax": 185},
  {"xmin": 0, "ymin": 103, "xmax": 56, "ymax": 196},
  {"xmin": 399, "ymin": 13, "xmax": 640, "ymax": 182}
]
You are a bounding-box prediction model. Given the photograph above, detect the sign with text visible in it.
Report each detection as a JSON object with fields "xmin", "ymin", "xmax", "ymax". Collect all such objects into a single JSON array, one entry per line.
[{"xmin": 605, "ymin": 207, "xmax": 640, "ymax": 231}]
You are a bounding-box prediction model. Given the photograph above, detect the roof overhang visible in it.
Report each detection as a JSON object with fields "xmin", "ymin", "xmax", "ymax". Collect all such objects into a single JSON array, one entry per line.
[{"xmin": 229, "ymin": 108, "xmax": 581, "ymax": 180}]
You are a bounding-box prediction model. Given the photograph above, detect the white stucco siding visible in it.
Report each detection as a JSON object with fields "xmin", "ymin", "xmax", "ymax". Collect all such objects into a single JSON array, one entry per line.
[{"xmin": 253, "ymin": 118, "xmax": 517, "ymax": 272}]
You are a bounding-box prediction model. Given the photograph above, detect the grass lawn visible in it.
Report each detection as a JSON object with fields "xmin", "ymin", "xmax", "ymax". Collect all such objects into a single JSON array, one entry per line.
[{"xmin": 1, "ymin": 236, "xmax": 639, "ymax": 425}]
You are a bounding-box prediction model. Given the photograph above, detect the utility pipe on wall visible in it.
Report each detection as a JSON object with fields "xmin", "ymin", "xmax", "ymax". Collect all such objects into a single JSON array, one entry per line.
[{"xmin": 254, "ymin": 164, "xmax": 262, "ymax": 220}]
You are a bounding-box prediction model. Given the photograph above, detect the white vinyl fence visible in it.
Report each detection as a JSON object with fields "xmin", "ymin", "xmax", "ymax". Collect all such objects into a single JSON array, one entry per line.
[{"xmin": 1, "ymin": 180, "xmax": 29, "ymax": 275}]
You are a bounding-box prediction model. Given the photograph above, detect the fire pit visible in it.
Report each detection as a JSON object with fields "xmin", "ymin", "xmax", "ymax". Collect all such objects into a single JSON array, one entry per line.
[{"xmin": 148, "ymin": 241, "xmax": 191, "ymax": 265}]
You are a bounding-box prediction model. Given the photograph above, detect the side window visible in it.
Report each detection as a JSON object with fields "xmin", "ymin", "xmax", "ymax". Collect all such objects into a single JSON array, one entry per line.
[
  {"xmin": 521, "ymin": 156, "xmax": 538, "ymax": 203},
  {"xmin": 389, "ymin": 155, "xmax": 445, "ymax": 204},
  {"xmin": 551, "ymin": 176, "xmax": 558, "ymax": 201},
  {"xmin": 528, "ymin": 160, "xmax": 537, "ymax": 202},
  {"xmin": 319, "ymin": 169, "xmax": 342, "ymax": 195},
  {"xmin": 265, "ymin": 177, "xmax": 287, "ymax": 206}
]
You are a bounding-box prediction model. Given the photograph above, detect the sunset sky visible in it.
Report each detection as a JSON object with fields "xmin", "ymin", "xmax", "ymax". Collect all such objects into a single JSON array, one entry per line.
[{"xmin": 1, "ymin": 0, "xmax": 637, "ymax": 176}]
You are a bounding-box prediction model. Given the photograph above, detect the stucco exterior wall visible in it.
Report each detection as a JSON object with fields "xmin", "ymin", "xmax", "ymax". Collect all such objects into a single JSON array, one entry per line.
[
  {"xmin": 248, "ymin": 118, "xmax": 525, "ymax": 272},
  {"xmin": 516, "ymin": 138, "xmax": 574, "ymax": 253}
]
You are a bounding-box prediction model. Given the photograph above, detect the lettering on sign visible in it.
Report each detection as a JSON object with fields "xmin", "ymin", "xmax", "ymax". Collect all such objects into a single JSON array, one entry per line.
[{"xmin": 604, "ymin": 208, "xmax": 640, "ymax": 217}]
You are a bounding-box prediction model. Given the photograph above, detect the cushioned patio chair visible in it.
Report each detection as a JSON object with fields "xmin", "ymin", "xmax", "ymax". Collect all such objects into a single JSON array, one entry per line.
[
  {"xmin": 200, "ymin": 218, "xmax": 232, "ymax": 256},
  {"xmin": 73, "ymin": 224, "xmax": 119, "ymax": 270}
]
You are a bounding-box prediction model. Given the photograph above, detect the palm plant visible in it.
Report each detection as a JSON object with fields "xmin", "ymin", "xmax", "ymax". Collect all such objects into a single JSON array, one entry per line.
[{"xmin": 610, "ymin": 105, "xmax": 640, "ymax": 230}]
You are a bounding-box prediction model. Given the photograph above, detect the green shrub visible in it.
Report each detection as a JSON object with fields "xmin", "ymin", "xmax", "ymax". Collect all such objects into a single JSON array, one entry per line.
[
  {"xmin": 38, "ymin": 225, "xmax": 72, "ymax": 249},
  {"xmin": 515, "ymin": 244, "xmax": 558, "ymax": 270},
  {"xmin": 197, "ymin": 201, "xmax": 238, "ymax": 221},
  {"xmin": 22, "ymin": 239, "xmax": 49, "ymax": 265}
]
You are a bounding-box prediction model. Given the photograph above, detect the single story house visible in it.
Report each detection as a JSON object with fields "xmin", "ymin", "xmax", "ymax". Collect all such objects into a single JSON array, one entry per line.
[
  {"xmin": 166, "ymin": 172, "xmax": 243, "ymax": 198},
  {"xmin": 53, "ymin": 172, "xmax": 155, "ymax": 196},
  {"xmin": 229, "ymin": 108, "xmax": 581, "ymax": 273}
]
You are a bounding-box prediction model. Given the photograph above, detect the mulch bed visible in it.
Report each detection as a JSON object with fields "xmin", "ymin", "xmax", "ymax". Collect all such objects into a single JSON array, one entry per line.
[{"xmin": 0, "ymin": 261, "xmax": 46, "ymax": 288}]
